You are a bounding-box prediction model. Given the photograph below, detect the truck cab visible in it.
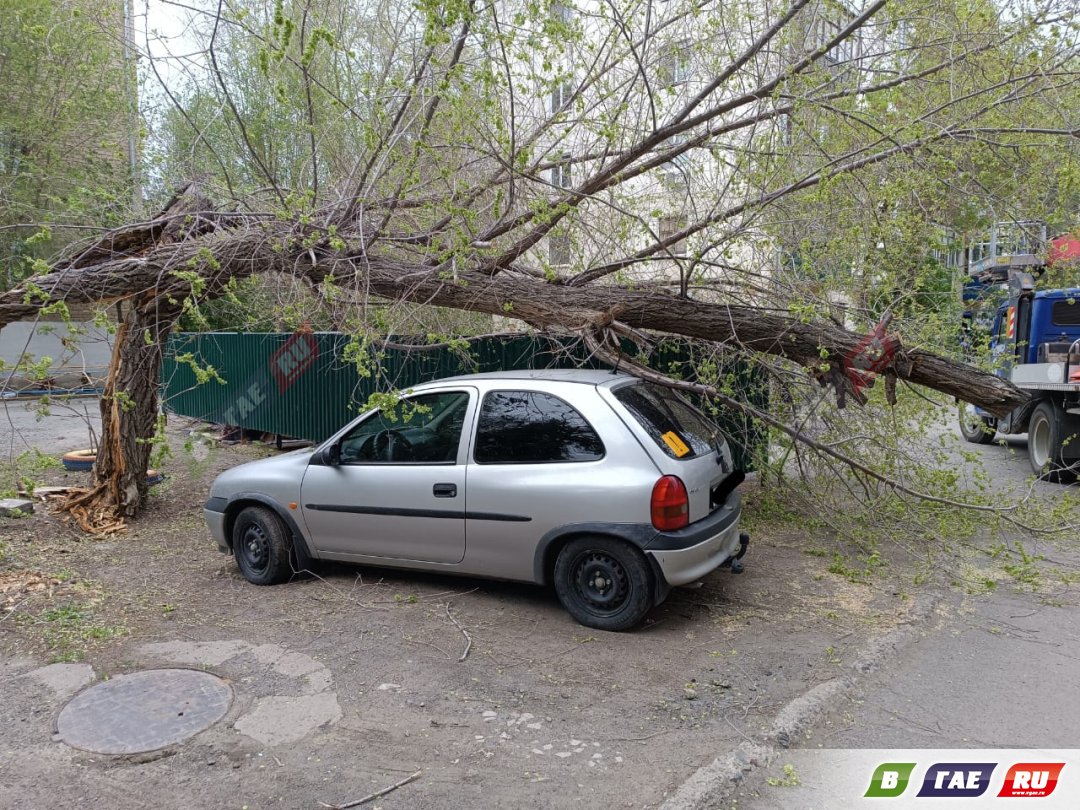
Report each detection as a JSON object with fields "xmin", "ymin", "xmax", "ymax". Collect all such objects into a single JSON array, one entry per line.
[{"xmin": 961, "ymin": 273, "xmax": 1080, "ymax": 476}]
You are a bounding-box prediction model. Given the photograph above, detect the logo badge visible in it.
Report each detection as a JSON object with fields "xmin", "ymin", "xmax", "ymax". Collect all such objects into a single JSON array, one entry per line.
[
  {"xmin": 864, "ymin": 763, "xmax": 917, "ymax": 798},
  {"xmin": 916, "ymin": 763, "xmax": 996, "ymax": 797},
  {"xmin": 998, "ymin": 763, "xmax": 1065, "ymax": 798}
]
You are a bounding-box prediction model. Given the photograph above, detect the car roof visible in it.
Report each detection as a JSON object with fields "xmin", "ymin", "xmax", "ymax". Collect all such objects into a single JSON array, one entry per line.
[{"xmin": 431, "ymin": 368, "xmax": 636, "ymax": 387}]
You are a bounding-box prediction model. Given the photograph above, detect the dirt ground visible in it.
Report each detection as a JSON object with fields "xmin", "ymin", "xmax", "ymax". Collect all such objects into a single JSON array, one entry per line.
[{"xmin": 1, "ymin": 409, "xmax": 926, "ymax": 810}]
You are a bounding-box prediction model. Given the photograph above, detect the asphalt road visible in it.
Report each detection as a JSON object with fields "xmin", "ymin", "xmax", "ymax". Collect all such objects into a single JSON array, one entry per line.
[
  {"xmin": 2, "ymin": 394, "xmax": 103, "ymax": 457},
  {"xmin": 736, "ymin": 425, "xmax": 1080, "ymax": 807},
  {"xmin": 819, "ymin": 584, "xmax": 1080, "ymax": 749}
]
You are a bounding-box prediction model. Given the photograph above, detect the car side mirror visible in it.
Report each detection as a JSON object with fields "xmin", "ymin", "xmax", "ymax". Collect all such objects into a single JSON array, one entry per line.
[{"xmin": 321, "ymin": 442, "xmax": 341, "ymax": 466}]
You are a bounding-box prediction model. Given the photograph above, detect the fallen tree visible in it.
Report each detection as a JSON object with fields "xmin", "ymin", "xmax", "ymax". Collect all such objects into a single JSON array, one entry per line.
[
  {"xmin": 3, "ymin": 0, "xmax": 1075, "ymax": 527},
  {"xmin": 0, "ymin": 186, "xmax": 1033, "ymax": 527},
  {"xmin": 2, "ymin": 200, "xmax": 1028, "ymax": 415}
]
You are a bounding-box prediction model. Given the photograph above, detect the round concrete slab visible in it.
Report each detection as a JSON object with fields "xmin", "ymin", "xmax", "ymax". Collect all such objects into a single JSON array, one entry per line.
[{"xmin": 57, "ymin": 668, "xmax": 231, "ymax": 754}]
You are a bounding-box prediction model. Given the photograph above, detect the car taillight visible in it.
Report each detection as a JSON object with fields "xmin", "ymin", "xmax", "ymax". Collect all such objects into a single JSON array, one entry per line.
[{"xmin": 651, "ymin": 475, "xmax": 689, "ymax": 531}]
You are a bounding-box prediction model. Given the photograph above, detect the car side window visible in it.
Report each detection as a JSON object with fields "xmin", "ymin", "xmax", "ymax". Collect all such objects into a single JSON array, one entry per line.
[
  {"xmin": 473, "ymin": 390, "xmax": 605, "ymax": 464},
  {"xmin": 339, "ymin": 391, "xmax": 470, "ymax": 464}
]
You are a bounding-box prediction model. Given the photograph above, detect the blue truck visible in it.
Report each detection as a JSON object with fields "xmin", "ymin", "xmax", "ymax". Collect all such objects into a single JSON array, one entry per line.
[{"xmin": 960, "ymin": 262, "xmax": 1080, "ymax": 477}]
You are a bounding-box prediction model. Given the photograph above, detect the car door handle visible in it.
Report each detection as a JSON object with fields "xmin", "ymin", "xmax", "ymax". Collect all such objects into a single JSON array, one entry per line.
[{"xmin": 433, "ymin": 483, "xmax": 457, "ymax": 498}]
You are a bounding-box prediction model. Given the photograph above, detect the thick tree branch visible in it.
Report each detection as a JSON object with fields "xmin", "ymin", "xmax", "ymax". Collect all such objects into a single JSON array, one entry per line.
[{"xmin": 0, "ymin": 224, "xmax": 1027, "ymax": 416}]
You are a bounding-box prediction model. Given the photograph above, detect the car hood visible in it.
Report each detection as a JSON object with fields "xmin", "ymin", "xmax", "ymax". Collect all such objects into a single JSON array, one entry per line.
[{"xmin": 209, "ymin": 448, "xmax": 314, "ymax": 497}]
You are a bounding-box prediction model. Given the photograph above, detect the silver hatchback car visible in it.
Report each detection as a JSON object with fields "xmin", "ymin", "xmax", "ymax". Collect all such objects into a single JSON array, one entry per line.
[{"xmin": 204, "ymin": 369, "xmax": 749, "ymax": 630}]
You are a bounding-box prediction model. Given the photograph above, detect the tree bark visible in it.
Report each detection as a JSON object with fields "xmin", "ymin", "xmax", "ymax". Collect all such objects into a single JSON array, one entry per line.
[{"xmin": 64, "ymin": 294, "xmax": 181, "ymax": 525}]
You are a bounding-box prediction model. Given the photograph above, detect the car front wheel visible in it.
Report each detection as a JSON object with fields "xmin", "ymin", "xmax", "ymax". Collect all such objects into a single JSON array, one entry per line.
[
  {"xmin": 232, "ymin": 506, "xmax": 293, "ymax": 585},
  {"xmin": 554, "ymin": 536, "xmax": 654, "ymax": 632}
]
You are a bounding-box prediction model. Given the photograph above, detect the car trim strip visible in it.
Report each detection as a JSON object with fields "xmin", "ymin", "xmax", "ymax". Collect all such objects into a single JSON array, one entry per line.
[{"xmin": 304, "ymin": 504, "xmax": 531, "ymax": 522}]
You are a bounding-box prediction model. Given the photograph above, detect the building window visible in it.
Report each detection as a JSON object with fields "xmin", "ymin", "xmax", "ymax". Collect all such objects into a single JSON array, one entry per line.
[
  {"xmin": 551, "ymin": 152, "xmax": 572, "ymax": 188},
  {"xmin": 659, "ymin": 132, "xmax": 691, "ymax": 179},
  {"xmin": 659, "ymin": 42, "xmax": 691, "ymax": 87},
  {"xmin": 551, "ymin": 79, "xmax": 573, "ymax": 114},
  {"xmin": 658, "ymin": 215, "xmax": 688, "ymax": 257},
  {"xmin": 552, "ymin": 2, "xmax": 574, "ymax": 24},
  {"xmin": 549, "ymin": 232, "xmax": 571, "ymax": 266},
  {"xmin": 813, "ymin": 14, "xmax": 859, "ymax": 69}
]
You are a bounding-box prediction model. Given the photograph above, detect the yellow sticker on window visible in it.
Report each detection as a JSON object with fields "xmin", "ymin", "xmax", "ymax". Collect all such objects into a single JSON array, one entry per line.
[{"xmin": 661, "ymin": 431, "xmax": 691, "ymax": 457}]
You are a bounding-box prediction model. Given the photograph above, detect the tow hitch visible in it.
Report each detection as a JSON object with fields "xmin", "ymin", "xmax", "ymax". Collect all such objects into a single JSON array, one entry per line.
[{"xmin": 720, "ymin": 532, "xmax": 750, "ymax": 574}]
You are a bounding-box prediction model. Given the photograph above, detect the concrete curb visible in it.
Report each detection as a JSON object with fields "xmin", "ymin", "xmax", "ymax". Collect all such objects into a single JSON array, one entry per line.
[{"xmin": 660, "ymin": 593, "xmax": 941, "ymax": 810}]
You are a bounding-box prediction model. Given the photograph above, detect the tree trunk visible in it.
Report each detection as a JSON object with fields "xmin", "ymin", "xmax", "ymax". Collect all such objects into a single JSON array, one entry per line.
[{"xmin": 62, "ymin": 295, "xmax": 180, "ymax": 529}]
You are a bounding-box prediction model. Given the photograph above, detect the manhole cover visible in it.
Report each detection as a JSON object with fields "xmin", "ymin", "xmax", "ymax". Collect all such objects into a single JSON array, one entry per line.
[{"xmin": 57, "ymin": 668, "xmax": 232, "ymax": 754}]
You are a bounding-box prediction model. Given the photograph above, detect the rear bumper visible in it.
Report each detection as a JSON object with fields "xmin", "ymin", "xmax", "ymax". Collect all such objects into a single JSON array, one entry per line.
[{"xmin": 645, "ymin": 493, "xmax": 743, "ymax": 586}]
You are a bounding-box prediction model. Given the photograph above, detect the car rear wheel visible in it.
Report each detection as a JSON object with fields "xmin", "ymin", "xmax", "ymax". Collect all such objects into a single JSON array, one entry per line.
[
  {"xmin": 554, "ymin": 537, "xmax": 653, "ymax": 632},
  {"xmin": 232, "ymin": 506, "xmax": 293, "ymax": 585}
]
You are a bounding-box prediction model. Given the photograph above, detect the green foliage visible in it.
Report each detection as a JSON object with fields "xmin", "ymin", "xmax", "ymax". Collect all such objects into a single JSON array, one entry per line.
[
  {"xmin": 0, "ymin": 447, "xmax": 62, "ymax": 499},
  {"xmin": 136, "ymin": 412, "xmax": 174, "ymax": 469},
  {"xmin": 767, "ymin": 764, "xmax": 802, "ymax": 788},
  {"xmin": 0, "ymin": 0, "xmax": 136, "ymax": 288},
  {"xmin": 361, "ymin": 390, "xmax": 430, "ymax": 423},
  {"xmin": 36, "ymin": 602, "xmax": 127, "ymax": 662},
  {"xmin": 827, "ymin": 549, "xmax": 885, "ymax": 584},
  {"xmin": 173, "ymin": 352, "xmax": 226, "ymax": 386}
]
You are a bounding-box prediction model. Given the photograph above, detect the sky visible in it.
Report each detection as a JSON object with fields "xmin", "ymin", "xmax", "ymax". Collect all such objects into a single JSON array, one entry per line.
[{"xmin": 138, "ymin": 0, "xmax": 211, "ymax": 95}]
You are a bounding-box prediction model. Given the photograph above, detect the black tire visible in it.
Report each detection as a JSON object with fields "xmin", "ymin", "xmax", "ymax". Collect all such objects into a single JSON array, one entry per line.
[
  {"xmin": 958, "ymin": 404, "xmax": 996, "ymax": 445},
  {"xmin": 1026, "ymin": 401, "xmax": 1080, "ymax": 482},
  {"xmin": 232, "ymin": 506, "xmax": 293, "ymax": 585},
  {"xmin": 62, "ymin": 450, "xmax": 164, "ymax": 484},
  {"xmin": 554, "ymin": 536, "xmax": 654, "ymax": 632}
]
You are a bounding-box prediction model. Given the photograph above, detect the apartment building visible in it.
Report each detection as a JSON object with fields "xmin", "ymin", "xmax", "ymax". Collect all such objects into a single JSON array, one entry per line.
[{"xmin": 506, "ymin": 0, "xmax": 880, "ymax": 299}]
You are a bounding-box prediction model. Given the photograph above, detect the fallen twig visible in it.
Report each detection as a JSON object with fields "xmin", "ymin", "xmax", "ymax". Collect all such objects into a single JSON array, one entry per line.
[
  {"xmin": 318, "ymin": 769, "xmax": 422, "ymax": 809},
  {"xmin": 0, "ymin": 597, "xmax": 31, "ymax": 625},
  {"xmin": 401, "ymin": 633, "xmax": 453, "ymax": 659},
  {"xmin": 445, "ymin": 602, "xmax": 472, "ymax": 661}
]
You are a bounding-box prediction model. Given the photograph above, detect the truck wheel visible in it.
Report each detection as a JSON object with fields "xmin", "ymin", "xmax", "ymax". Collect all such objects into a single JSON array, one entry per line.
[
  {"xmin": 1027, "ymin": 401, "xmax": 1076, "ymax": 480},
  {"xmin": 958, "ymin": 404, "xmax": 996, "ymax": 445}
]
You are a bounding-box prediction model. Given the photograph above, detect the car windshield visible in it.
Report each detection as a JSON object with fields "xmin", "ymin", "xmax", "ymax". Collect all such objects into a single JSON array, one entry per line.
[{"xmin": 613, "ymin": 382, "xmax": 718, "ymax": 459}]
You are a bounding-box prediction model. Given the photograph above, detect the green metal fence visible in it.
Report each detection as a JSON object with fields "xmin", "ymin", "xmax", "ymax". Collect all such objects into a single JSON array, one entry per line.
[{"xmin": 162, "ymin": 332, "xmax": 767, "ymax": 469}]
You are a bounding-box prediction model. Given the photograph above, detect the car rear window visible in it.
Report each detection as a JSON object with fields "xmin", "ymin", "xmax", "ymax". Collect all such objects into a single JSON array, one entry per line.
[
  {"xmin": 474, "ymin": 390, "xmax": 605, "ymax": 463},
  {"xmin": 613, "ymin": 382, "xmax": 718, "ymax": 459}
]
